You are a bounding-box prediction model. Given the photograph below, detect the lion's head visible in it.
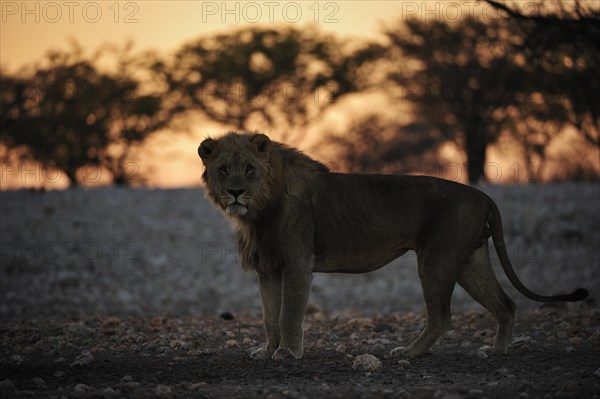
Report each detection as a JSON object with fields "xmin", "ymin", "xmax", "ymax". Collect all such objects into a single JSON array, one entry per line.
[{"xmin": 198, "ymin": 133, "xmax": 278, "ymax": 219}]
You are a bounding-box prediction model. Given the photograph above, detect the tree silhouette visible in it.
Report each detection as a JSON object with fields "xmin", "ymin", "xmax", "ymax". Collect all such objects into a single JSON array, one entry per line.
[
  {"xmin": 326, "ymin": 114, "xmax": 448, "ymax": 174},
  {"xmin": 1, "ymin": 54, "xmax": 112, "ymax": 186},
  {"xmin": 1, "ymin": 44, "xmax": 170, "ymax": 186},
  {"xmin": 486, "ymin": 0, "xmax": 600, "ymax": 147},
  {"xmin": 385, "ymin": 17, "xmax": 549, "ymax": 183},
  {"xmin": 156, "ymin": 26, "xmax": 383, "ymax": 143}
]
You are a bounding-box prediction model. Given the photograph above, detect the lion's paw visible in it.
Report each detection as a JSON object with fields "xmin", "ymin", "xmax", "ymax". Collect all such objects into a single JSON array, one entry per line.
[
  {"xmin": 477, "ymin": 345, "xmax": 507, "ymax": 356},
  {"xmin": 249, "ymin": 347, "xmax": 270, "ymax": 360},
  {"xmin": 390, "ymin": 346, "xmax": 428, "ymax": 357},
  {"xmin": 390, "ymin": 346, "xmax": 408, "ymax": 357},
  {"xmin": 272, "ymin": 347, "xmax": 295, "ymax": 360}
]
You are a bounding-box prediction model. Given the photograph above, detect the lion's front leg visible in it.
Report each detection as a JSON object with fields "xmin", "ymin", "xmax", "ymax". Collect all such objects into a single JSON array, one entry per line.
[
  {"xmin": 274, "ymin": 267, "xmax": 312, "ymax": 359},
  {"xmin": 252, "ymin": 272, "xmax": 282, "ymax": 359}
]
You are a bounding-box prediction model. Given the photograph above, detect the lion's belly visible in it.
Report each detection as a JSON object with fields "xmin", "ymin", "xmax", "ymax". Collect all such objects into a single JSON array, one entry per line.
[{"xmin": 313, "ymin": 247, "xmax": 410, "ymax": 273}]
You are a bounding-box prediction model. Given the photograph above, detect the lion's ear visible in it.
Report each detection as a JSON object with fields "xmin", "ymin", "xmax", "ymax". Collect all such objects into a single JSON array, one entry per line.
[
  {"xmin": 198, "ymin": 138, "xmax": 219, "ymax": 162},
  {"xmin": 250, "ymin": 134, "xmax": 271, "ymax": 154}
]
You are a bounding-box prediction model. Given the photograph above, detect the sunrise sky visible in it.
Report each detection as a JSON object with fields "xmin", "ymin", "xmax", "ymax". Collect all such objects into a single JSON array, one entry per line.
[
  {"xmin": 2, "ymin": 1, "xmax": 595, "ymax": 189},
  {"xmin": 3, "ymin": 1, "xmax": 405, "ymax": 71}
]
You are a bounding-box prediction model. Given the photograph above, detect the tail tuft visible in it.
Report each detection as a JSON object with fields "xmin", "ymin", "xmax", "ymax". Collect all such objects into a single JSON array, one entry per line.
[{"xmin": 568, "ymin": 288, "xmax": 589, "ymax": 302}]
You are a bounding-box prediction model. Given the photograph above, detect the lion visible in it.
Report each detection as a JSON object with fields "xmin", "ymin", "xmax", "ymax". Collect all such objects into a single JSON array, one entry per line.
[{"xmin": 198, "ymin": 132, "xmax": 588, "ymax": 360}]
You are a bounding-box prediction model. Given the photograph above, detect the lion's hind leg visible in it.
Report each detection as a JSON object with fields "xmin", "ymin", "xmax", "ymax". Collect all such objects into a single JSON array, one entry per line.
[
  {"xmin": 392, "ymin": 253, "xmax": 459, "ymax": 357},
  {"xmin": 457, "ymin": 241, "xmax": 516, "ymax": 354}
]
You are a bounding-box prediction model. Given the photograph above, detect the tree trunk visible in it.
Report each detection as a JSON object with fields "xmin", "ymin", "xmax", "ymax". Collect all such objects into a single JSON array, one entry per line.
[
  {"xmin": 465, "ymin": 132, "xmax": 488, "ymax": 185},
  {"xmin": 65, "ymin": 167, "xmax": 78, "ymax": 187}
]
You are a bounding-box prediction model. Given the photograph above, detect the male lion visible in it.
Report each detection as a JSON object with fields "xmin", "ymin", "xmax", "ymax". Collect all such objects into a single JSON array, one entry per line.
[{"xmin": 198, "ymin": 132, "xmax": 588, "ymax": 360}]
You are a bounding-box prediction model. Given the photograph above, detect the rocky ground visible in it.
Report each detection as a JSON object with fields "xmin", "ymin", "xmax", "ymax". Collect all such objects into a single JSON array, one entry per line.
[
  {"xmin": 1, "ymin": 306, "xmax": 599, "ymax": 399},
  {"xmin": 1, "ymin": 184, "xmax": 599, "ymax": 397},
  {"xmin": 0, "ymin": 184, "xmax": 599, "ymax": 319}
]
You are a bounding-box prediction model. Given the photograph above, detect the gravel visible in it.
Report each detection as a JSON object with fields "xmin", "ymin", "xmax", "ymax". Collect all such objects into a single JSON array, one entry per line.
[{"xmin": 0, "ymin": 183, "xmax": 598, "ymax": 320}]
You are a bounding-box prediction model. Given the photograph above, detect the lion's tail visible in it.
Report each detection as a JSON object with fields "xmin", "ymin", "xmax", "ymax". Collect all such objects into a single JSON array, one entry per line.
[{"xmin": 486, "ymin": 196, "xmax": 588, "ymax": 303}]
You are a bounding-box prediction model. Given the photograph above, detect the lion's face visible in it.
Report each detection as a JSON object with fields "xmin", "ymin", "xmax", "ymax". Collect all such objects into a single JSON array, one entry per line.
[{"xmin": 198, "ymin": 133, "xmax": 272, "ymax": 218}]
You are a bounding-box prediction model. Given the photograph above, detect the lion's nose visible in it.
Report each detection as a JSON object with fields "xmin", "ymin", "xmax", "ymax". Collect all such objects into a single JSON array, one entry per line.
[{"xmin": 227, "ymin": 188, "xmax": 245, "ymax": 198}]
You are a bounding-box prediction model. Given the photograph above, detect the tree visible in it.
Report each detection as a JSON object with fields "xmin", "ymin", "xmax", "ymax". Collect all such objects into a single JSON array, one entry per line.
[
  {"xmin": 156, "ymin": 26, "xmax": 383, "ymax": 144},
  {"xmin": 325, "ymin": 114, "xmax": 448, "ymax": 174},
  {"xmin": 1, "ymin": 44, "xmax": 170, "ymax": 186},
  {"xmin": 385, "ymin": 17, "xmax": 540, "ymax": 183},
  {"xmin": 1, "ymin": 54, "xmax": 112, "ymax": 185},
  {"xmin": 98, "ymin": 43, "xmax": 173, "ymax": 185},
  {"xmin": 486, "ymin": 0, "xmax": 600, "ymax": 147}
]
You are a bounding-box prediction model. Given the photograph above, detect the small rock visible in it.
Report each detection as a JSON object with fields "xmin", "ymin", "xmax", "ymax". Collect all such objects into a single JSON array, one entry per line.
[
  {"xmin": 562, "ymin": 382, "xmax": 578, "ymax": 392},
  {"xmin": 145, "ymin": 343, "xmax": 159, "ymax": 351},
  {"xmin": 225, "ymin": 339, "xmax": 238, "ymax": 348},
  {"xmin": 487, "ymin": 382, "xmax": 499, "ymax": 388},
  {"xmin": 497, "ymin": 368, "xmax": 509, "ymax": 374},
  {"xmin": 102, "ymin": 387, "xmax": 118, "ymax": 397},
  {"xmin": 595, "ymin": 367, "xmax": 600, "ymax": 377},
  {"xmin": 474, "ymin": 329, "xmax": 494, "ymax": 338},
  {"xmin": 219, "ymin": 312, "xmax": 234, "ymax": 320},
  {"xmin": 32, "ymin": 378, "xmax": 45, "ymax": 385},
  {"xmin": 397, "ymin": 359, "xmax": 410, "ymax": 367},
  {"xmin": 476, "ymin": 350, "xmax": 489, "ymax": 359},
  {"xmin": 68, "ymin": 323, "xmax": 93, "ymax": 339},
  {"xmin": 189, "ymin": 382, "xmax": 208, "ymax": 391},
  {"xmin": 120, "ymin": 382, "xmax": 140, "ymax": 393},
  {"xmin": 352, "ymin": 354, "xmax": 382, "ymax": 371},
  {"xmin": 434, "ymin": 390, "xmax": 464, "ymax": 399},
  {"xmin": 74, "ymin": 383, "xmax": 94, "ymax": 393},
  {"xmin": 121, "ymin": 375, "xmax": 133, "ymax": 383},
  {"xmin": 11, "ymin": 354, "xmax": 25, "ymax": 363},
  {"xmin": 460, "ymin": 340, "xmax": 472, "ymax": 348},
  {"xmin": 102, "ymin": 317, "xmax": 121, "ymax": 329},
  {"xmin": 565, "ymin": 346, "xmax": 575, "ymax": 353},
  {"xmin": 433, "ymin": 390, "xmax": 445, "ymax": 399},
  {"xmin": 34, "ymin": 339, "xmax": 50, "ymax": 351},
  {"xmin": 518, "ymin": 381, "xmax": 530, "ymax": 391},
  {"xmin": 0, "ymin": 379, "xmax": 15, "ymax": 391},
  {"xmin": 223, "ymin": 330, "xmax": 235, "ymax": 338},
  {"xmin": 70, "ymin": 350, "xmax": 94, "ymax": 367},
  {"xmin": 54, "ymin": 357, "xmax": 66, "ymax": 363},
  {"xmin": 54, "ymin": 371, "xmax": 65, "ymax": 378},
  {"xmin": 334, "ymin": 343, "xmax": 347, "ymax": 353},
  {"xmin": 347, "ymin": 317, "xmax": 375, "ymax": 328},
  {"xmin": 519, "ymin": 393, "xmax": 529, "ymax": 398},
  {"xmin": 154, "ymin": 385, "xmax": 172, "ymax": 396},
  {"xmin": 469, "ymin": 389, "xmax": 484, "ymax": 395},
  {"xmin": 512, "ymin": 335, "xmax": 531, "ymax": 345},
  {"xmin": 169, "ymin": 340, "xmax": 185, "ymax": 349}
]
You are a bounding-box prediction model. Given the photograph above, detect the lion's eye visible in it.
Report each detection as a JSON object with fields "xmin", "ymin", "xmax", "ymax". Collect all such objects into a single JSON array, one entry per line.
[
  {"xmin": 246, "ymin": 164, "xmax": 255, "ymax": 175},
  {"xmin": 218, "ymin": 166, "xmax": 227, "ymax": 175}
]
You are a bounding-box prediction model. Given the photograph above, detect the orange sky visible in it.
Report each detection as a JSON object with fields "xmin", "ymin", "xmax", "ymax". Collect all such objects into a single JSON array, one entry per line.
[
  {"xmin": 2, "ymin": 1, "xmax": 597, "ymax": 189},
  {"xmin": 0, "ymin": 0, "xmax": 529, "ymax": 71},
  {"xmin": 1, "ymin": 0, "xmax": 403, "ymax": 71}
]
